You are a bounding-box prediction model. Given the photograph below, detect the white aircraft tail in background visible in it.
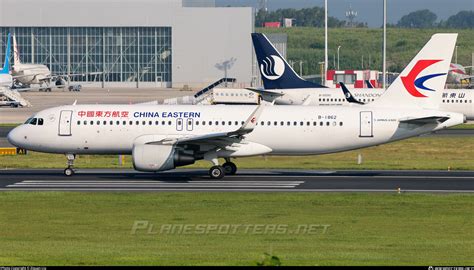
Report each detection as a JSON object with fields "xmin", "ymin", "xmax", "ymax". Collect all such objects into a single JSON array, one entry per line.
[
  {"xmin": 371, "ymin": 33, "xmax": 457, "ymax": 110},
  {"xmin": 12, "ymin": 33, "xmax": 21, "ymax": 66}
]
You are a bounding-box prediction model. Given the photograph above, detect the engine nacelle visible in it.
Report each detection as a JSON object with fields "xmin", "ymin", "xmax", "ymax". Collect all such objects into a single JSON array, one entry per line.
[
  {"xmin": 132, "ymin": 144, "xmax": 195, "ymax": 172},
  {"xmin": 55, "ymin": 78, "xmax": 67, "ymax": 88}
]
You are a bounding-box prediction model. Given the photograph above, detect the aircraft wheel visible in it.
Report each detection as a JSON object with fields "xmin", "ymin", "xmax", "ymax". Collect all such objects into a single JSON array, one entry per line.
[
  {"xmin": 209, "ymin": 166, "xmax": 225, "ymax": 179},
  {"xmin": 223, "ymin": 162, "xmax": 237, "ymax": 175},
  {"xmin": 64, "ymin": 168, "xmax": 75, "ymax": 177}
]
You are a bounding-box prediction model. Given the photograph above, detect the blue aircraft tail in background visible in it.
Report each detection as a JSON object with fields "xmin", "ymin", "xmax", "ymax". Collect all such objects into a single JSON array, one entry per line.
[
  {"xmin": 0, "ymin": 33, "xmax": 11, "ymax": 75},
  {"xmin": 252, "ymin": 33, "xmax": 325, "ymax": 89}
]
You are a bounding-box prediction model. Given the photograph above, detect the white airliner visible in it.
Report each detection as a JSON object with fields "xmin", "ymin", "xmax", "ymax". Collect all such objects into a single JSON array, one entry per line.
[
  {"xmin": 249, "ymin": 33, "xmax": 474, "ymax": 119},
  {"xmin": 8, "ymin": 34, "xmax": 464, "ymax": 178},
  {"xmin": 11, "ymin": 34, "xmax": 52, "ymax": 87},
  {"xmin": 11, "ymin": 34, "xmax": 99, "ymax": 91}
]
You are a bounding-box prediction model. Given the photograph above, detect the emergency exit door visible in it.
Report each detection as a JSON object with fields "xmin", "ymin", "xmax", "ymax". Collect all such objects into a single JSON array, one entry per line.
[
  {"xmin": 359, "ymin": 111, "xmax": 373, "ymax": 137},
  {"xmin": 59, "ymin": 110, "xmax": 73, "ymax": 136}
]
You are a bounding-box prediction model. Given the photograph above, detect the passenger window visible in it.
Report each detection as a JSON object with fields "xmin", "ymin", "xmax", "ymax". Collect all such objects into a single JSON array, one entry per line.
[
  {"xmin": 235, "ymin": 121, "xmax": 239, "ymax": 125},
  {"xmin": 142, "ymin": 121, "xmax": 146, "ymax": 125},
  {"xmin": 149, "ymin": 121, "xmax": 152, "ymax": 125},
  {"xmin": 155, "ymin": 121, "xmax": 159, "ymax": 125},
  {"xmin": 261, "ymin": 121, "xmax": 265, "ymax": 126},
  {"xmin": 222, "ymin": 121, "xmax": 225, "ymax": 126},
  {"xmin": 129, "ymin": 121, "xmax": 133, "ymax": 125},
  {"xmin": 267, "ymin": 121, "xmax": 271, "ymax": 126},
  {"xmin": 110, "ymin": 121, "xmax": 114, "ymax": 125},
  {"xmin": 123, "ymin": 121, "xmax": 126, "ymax": 125},
  {"xmin": 228, "ymin": 121, "xmax": 232, "ymax": 126},
  {"xmin": 313, "ymin": 122, "xmax": 317, "ymax": 126},
  {"xmin": 168, "ymin": 121, "xmax": 172, "ymax": 125},
  {"xmin": 320, "ymin": 122, "xmax": 323, "ymax": 126},
  {"xmin": 287, "ymin": 121, "xmax": 291, "ymax": 126},
  {"xmin": 326, "ymin": 122, "xmax": 330, "ymax": 126},
  {"xmin": 340, "ymin": 122, "xmax": 343, "ymax": 126},
  {"xmin": 280, "ymin": 121, "xmax": 284, "ymax": 126},
  {"xmin": 84, "ymin": 121, "xmax": 87, "ymax": 125},
  {"xmin": 293, "ymin": 121, "xmax": 297, "ymax": 126},
  {"xmin": 162, "ymin": 121, "xmax": 166, "ymax": 125},
  {"xmin": 77, "ymin": 121, "xmax": 81, "ymax": 125},
  {"xmin": 209, "ymin": 121, "xmax": 212, "ymax": 126},
  {"xmin": 136, "ymin": 121, "xmax": 139, "ymax": 125},
  {"xmin": 300, "ymin": 122, "xmax": 304, "ymax": 126},
  {"xmin": 96, "ymin": 121, "xmax": 100, "ymax": 125},
  {"xmin": 274, "ymin": 121, "xmax": 278, "ymax": 126},
  {"xmin": 215, "ymin": 121, "xmax": 219, "ymax": 125},
  {"xmin": 90, "ymin": 121, "xmax": 94, "ymax": 125},
  {"xmin": 103, "ymin": 121, "xmax": 107, "ymax": 125},
  {"xmin": 196, "ymin": 121, "xmax": 199, "ymax": 126},
  {"xmin": 306, "ymin": 122, "xmax": 310, "ymax": 126}
]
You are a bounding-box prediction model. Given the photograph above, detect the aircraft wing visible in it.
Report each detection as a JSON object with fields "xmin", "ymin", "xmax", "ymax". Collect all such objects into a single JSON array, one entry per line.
[
  {"xmin": 399, "ymin": 116, "xmax": 450, "ymax": 124},
  {"xmin": 51, "ymin": 72, "xmax": 103, "ymax": 80},
  {"xmin": 149, "ymin": 105, "xmax": 265, "ymax": 146}
]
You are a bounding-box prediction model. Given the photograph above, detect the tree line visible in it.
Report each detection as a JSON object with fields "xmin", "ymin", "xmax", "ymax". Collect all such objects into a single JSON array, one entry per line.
[{"xmin": 256, "ymin": 7, "xmax": 474, "ymax": 29}]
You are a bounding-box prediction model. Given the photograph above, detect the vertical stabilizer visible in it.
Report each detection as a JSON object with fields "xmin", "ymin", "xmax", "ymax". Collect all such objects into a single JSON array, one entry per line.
[
  {"xmin": 371, "ymin": 34, "xmax": 457, "ymax": 109},
  {"xmin": 0, "ymin": 33, "xmax": 11, "ymax": 74},
  {"xmin": 12, "ymin": 33, "xmax": 21, "ymax": 66},
  {"xmin": 252, "ymin": 33, "xmax": 325, "ymax": 89}
]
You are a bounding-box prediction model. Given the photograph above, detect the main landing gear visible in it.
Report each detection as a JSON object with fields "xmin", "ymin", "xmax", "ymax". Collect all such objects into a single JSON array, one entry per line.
[
  {"xmin": 64, "ymin": 154, "xmax": 76, "ymax": 176},
  {"xmin": 208, "ymin": 158, "xmax": 238, "ymax": 179}
]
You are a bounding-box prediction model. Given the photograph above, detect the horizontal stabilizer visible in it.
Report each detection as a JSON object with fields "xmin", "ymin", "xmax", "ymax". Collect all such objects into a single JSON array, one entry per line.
[
  {"xmin": 399, "ymin": 116, "xmax": 450, "ymax": 124},
  {"xmin": 245, "ymin": 87, "xmax": 284, "ymax": 97}
]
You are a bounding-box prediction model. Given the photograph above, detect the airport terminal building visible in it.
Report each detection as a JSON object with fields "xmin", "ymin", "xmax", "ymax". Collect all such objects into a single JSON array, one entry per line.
[{"xmin": 0, "ymin": 0, "xmax": 254, "ymax": 88}]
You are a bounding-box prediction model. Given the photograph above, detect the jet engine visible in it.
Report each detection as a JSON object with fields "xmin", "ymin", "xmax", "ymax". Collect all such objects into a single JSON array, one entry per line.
[
  {"xmin": 132, "ymin": 144, "xmax": 195, "ymax": 172},
  {"xmin": 55, "ymin": 78, "xmax": 67, "ymax": 88}
]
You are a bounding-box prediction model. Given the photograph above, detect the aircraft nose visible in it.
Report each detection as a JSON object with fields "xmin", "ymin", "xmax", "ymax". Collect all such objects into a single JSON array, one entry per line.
[{"xmin": 7, "ymin": 126, "xmax": 26, "ymax": 148}]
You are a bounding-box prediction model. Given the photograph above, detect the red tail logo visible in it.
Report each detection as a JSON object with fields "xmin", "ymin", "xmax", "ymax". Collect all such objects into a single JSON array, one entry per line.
[{"xmin": 401, "ymin": 60, "xmax": 445, "ymax": 98}]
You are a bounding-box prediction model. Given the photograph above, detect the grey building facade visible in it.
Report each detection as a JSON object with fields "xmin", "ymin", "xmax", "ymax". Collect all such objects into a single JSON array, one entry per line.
[{"xmin": 0, "ymin": 0, "xmax": 253, "ymax": 88}]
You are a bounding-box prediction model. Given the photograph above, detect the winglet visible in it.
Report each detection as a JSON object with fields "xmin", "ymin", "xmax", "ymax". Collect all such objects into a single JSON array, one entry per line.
[
  {"xmin": 340, "ymin": 82, "xmax": 365, "ymax": 105},
  {"xmin": 237, "ymin": 105, "xmax": 264, "ymax": 134}
]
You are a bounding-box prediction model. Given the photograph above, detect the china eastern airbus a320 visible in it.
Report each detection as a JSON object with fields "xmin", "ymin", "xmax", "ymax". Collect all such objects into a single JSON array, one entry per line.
[{"xmin": 8, "ymin": 34, "xmax": 463, "ymax": 179}]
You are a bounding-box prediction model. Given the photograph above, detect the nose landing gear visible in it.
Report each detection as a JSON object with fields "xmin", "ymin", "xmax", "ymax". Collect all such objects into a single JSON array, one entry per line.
[{"xmin": 64, "ymin": 154, "xmax": 76, "ymax": 176}]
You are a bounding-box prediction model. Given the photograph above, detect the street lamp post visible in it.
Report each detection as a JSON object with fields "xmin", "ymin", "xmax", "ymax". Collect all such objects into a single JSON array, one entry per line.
[
  {"xmin": 455, "ymin": 46, "xmax": 458, "ymax": 64},
  {"xmin": 337, "ymin": 45, "xmax": 341, "ymax": 70}
]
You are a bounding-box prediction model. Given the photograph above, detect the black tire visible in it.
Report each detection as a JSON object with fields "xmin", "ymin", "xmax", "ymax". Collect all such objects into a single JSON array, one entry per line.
[
  {"xmin": 223, "ymin": 162, "xmax": 237, "ymax": 175},
  {"xmin": 209, "ymin": 166, "xmax": 225, "ymax": 179},
  {"xmin": 64, "ymin": 168, "xmax": 75, "ymax": 177}
]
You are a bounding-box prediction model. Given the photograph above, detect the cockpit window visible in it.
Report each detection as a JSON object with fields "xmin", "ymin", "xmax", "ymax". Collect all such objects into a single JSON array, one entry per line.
[{"xmin": 25, "ymin": 117, "xmax": 44, "ymax": 125}]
